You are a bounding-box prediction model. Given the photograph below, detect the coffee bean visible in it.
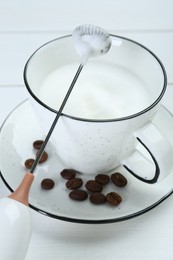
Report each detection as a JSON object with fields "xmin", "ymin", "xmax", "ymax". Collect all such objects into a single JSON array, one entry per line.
[
  {"xmin": 85, "ymin": 180, "xmax": 103, "ymax": 192},
  {"xmin": 111, "ymin": 172, "xmax": 127, "ymax": 187},
  {"xmin": 66, "ymin": 178, "xmax": 83, "ymax": 190},
  {"xmin": 95, "ymin": 174, "xmax": 110, "ymax": 185},
  {"xmin": 24, "ymin": 158, "xmax": 35, "ymax": 169},
  {"xmin": 60, "ymin": 169, "xmax": 77, "ymax": 180},
  {"xmin": 41, "ymin": 178, "xmax": 55, "ymax": 190},
  {"xmin": 90, "ymin": 192, "xmax": 106, "ymax": 205},
  {"xmin": 36, "ymin": 151, "xmax": 48, "ymax": 163},
  {"xmin": 106, "ymin": 192, "xmax": 122, "ymax": 206},
  {"xmin": 33, "ymin": 140, "xmax": 44, "ymax": 150},
  {"xmin": 69, "ymin": 190, "xmax": 88, "ymax": 201}
]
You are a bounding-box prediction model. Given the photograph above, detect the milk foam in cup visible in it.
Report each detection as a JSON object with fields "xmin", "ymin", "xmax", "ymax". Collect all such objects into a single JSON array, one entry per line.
[
  {"xmin": 24, "ymin": 34, "xmax": 168, "ymax": 183},
  {"xmin": 39, "ymin": 62, "xmax": 151, "ymax": 120}
]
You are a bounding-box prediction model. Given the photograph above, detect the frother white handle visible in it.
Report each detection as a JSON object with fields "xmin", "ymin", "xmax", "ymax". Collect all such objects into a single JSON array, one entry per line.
[{"xmin": 0, "ymin": 197, "xmax": 32, "ymax": 260}]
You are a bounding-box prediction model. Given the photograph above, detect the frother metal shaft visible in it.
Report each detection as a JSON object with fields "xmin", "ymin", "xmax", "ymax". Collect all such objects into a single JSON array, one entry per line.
[
  {"xmin": 30, "ymin": 64, "xmax": 84, "ymax": 174},
  {"xmin": 30, "ymin": 24, "xmax": 112, "ymax": 174}
]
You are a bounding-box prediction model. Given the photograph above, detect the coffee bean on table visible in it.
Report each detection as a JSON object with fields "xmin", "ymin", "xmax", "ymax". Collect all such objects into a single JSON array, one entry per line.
[
  {"xmin": 85, "ymin": 180, "xmax": 103, "ymax": 192},
  {"xmin": 60, "ymin": 169, "xmax": 77, "ymax": 180},
  {"xmin": 95, "ymin": 174, "xmax": 110, "ymax": 185},
  {"xmin": 90, "ymin": 192, "xmax": 106, "ymax": 205},
  {"xmin": 66, "ymin": 178, "xmax": 83, "ymax": 190},
  {"xmin": 36, "ymin": 151, "xmax": 48, "ymax": 163},
  {"xmin": 106, "ymin": 192, "xmax": 122, "ymax": 206},
  {"xmin": 69, "ymin": 190, "xmax": 88, "ymax": 201},
  {"xmin": 24, "ymin": 158, "xmax": 35, "ymax": 169},
  {"xmin": 41, "ymin": 178, "xmax": 55, "ymax": 190},
  {"xmin": 33, "ymin": 140, "xmax": 44, "ymax": 150},
  {"xmin": 111, "ymin": 172, "xmax": 127, "ymax": 187}
]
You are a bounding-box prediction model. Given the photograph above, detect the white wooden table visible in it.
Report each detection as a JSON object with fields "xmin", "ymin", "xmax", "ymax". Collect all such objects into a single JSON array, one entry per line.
[{"xmin": 0, "ymin": 1, "xmax": 173, "ymax": 259}]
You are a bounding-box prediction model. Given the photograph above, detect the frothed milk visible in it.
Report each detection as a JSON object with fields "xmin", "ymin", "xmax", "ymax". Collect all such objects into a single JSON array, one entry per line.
[{"xmin": 38, "ymin": 62, "xmax": 151, "ymax": 120}]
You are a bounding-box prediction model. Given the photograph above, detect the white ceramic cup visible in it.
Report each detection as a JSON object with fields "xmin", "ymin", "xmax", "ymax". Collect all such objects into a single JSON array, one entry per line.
[{"xmin": 23, "ymin": 34, "xmax": 167, "ymax": 183}]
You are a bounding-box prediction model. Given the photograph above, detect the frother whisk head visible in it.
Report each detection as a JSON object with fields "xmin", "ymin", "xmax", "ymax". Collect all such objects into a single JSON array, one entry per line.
[{"xmin": 72, "ymin": 24, "xmax": 112, "ymax": 65}]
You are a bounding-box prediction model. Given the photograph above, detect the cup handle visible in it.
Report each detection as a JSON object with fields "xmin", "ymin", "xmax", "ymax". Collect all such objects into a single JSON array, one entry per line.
[
  {"xmin": 123, "ymin": 123, "xmax": 173, "ymax": 184},
  {"xmin": 123, "ymin": 137, "xmax": 159, "ymax": 184}
]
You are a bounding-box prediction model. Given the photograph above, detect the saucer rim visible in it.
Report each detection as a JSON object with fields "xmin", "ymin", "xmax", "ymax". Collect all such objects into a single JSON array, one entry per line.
[
  {"xmin": 1, "ymin": 170, "xmax": 172, "ymax": 224},
  {"xmin": 0, "ymin": 99, "xmax": 173, "ymax": 224}
]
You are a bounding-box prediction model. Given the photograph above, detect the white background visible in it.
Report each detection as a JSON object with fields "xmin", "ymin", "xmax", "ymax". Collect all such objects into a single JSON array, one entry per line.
[{"xmin": 0, "ymin": 0, "xmax": 173, "ymax": 259}]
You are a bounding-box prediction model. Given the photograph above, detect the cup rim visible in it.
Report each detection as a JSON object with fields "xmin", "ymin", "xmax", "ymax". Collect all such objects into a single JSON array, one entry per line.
[{"xmin": 23, "ymin": 34, "xmax": 167, "ymax": 123}]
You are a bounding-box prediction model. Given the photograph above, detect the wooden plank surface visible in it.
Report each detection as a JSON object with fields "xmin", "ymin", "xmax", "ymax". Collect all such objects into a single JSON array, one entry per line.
[
  {"xmin": 0, "ymin": 0, "xmax": 172, "ymax": 85},
  {"xmin": 0, "ymin": 0, "xmax": 172, "ymax": 32}
]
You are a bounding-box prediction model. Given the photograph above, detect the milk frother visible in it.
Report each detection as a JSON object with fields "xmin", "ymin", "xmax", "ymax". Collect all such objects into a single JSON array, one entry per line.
[{"xmin": 0, "ymin": 24, "xmax": 112, "ymax": 260}]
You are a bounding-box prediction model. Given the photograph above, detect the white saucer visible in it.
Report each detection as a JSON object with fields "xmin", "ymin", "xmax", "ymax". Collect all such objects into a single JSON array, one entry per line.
[{"xmin": 1, "ymin": 100, "xmax": 173, "ymax": 224}]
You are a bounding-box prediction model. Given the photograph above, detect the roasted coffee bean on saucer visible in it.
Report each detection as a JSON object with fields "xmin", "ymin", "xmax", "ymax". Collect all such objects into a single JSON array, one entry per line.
[
  {"xmin": 95, "ymin": 174, "xmax": 110, "ymax": 185},
  {"xmin": 66, "ymin": 178, "xmax": 83, "ymax": 190},
  {"xmin": 36, "ymin": 151, "xmax": 48, "ymax": 163},
  {"xmin": 24, "ymin": 158, "xmax": 35, "ymax": 169},
  {"xmin": 69, "ymin": 190, "xmax": 88, "ymax": 201},
  {"xmin": 85, "ymin": 180, "xmax": 103, "ymax": 192},
  {"xmin": 90, "ymin": 192, "xmax": 106, "ymax": 205},
  {"xmin": 106, "ymin": 192, "xmax": 122, "ymax": 206},
  {"xmin": 41, "ymin": 178, "xmax": 55, "ymax": 190},
  {"xmin": 111, "ymin": 172, "xmax": 127, "ymax": 187},
  {"xmin": 60, "ymin": 169, "xmax": 77, "ymax": 180},
  {"xmin": 33, "ymin": 140, "xmax": 44, "ymax": 150}
]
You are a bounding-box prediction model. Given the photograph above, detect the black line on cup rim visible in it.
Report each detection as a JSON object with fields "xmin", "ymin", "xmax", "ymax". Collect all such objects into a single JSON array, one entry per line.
[{"xmin": 23, "ymin": 34, "xmax": 167, "ymax": 123}]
